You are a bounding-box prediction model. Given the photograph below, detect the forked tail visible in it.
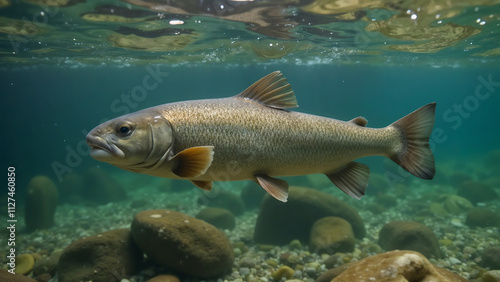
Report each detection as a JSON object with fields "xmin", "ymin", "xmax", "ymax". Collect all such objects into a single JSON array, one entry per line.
[{"xmin": 390, "ymin": 102, "xmax": 436, "ymax": 180}]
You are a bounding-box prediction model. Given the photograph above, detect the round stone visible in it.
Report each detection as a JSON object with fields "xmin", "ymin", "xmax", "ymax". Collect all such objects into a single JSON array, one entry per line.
[{"xmin": 131, "ymin": 209, "xmax": 234, "ymax": 278}]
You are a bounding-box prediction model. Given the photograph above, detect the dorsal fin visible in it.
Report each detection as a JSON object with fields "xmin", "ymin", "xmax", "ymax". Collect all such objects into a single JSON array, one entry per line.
[
  {"xmin": 349, "ymin": 117, "xmax": 368, "ymax": 127},
  {"xmin": 235, "ymin": 71, "xmax": 298, "ymax": 109}
]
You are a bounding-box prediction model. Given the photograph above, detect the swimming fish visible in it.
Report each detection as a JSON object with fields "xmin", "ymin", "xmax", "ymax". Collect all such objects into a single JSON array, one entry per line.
[{"xmin": 86, "ymin": 71, "xmax": 436, "ymax": 202}]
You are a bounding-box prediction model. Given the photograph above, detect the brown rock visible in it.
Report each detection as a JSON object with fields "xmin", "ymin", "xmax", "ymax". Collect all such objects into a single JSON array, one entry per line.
[
  {"xmin": 310, "ymin": 217, "xmax": 355, "ymax": 254},
  {"xmin": 33, "ymin": 251, "xmax": 62, "ymax": 276},
  {"xmin": 131, "ymin": 209, "xmax": 234, "ymax": 278},
  {"xmin": 254, "ymin": 186, "xmax": 365, "ymax": 245},
  {"xmin": 332, "ymin": 250, "xmax": 467, "ymax": 282},
  {"xmin": 0, "ymin": 269, "xmax": 36, "ymax": 282},
  {"xmin": 196, "ymin": 207, "xmax": 236, "ymax": 230},
  {"xmin": 378, "ymin": 221, "xmax": 442, "ymax": 258},
  {"xmin": 147, "ymin": 274, "xmax": 181, "ymax": 282},
  {"xmin": 315, "ymin": 262, "xmax": 354, "ymax": 282},
  {"xmin": 57, "ymin": 229, "xmax": 142, "ymax": 282}
]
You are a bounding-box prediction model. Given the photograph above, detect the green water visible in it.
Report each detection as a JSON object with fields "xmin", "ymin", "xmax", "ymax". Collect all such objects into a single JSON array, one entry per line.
[{"xmin": 0, "ymin": 1, "xmax": 499, "ymax": 281}]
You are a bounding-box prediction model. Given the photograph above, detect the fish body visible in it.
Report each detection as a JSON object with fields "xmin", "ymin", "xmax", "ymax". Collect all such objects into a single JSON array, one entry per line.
[{"xmin": 87, "ymin": 71, "xmax": 436, "ymax": 202}]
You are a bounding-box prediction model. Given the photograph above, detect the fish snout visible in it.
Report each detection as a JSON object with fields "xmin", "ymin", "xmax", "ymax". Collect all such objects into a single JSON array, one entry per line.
[{"xmin": 86, "ymin": 132, "xmax": 125, "ymax": 160}]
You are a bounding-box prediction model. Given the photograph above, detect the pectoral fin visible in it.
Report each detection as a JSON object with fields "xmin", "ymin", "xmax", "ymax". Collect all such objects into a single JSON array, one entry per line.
[
  {"xmin": 326, "ymin": 162, "xmax": 370, "ymax": 200},
  {"xmin": 171, "ymin": 146, "xmax": 214, "ymax": 178},
  {"xmin": 191, "ymin": 180, "xmax": 213, "ymax": 191},
  {"xmin": 255, "ymin": 174, "xmax": 289, "ymax": 202}
]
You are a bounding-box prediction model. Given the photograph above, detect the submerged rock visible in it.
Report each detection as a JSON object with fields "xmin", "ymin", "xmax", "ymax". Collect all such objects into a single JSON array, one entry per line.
[
  {"xmin": 457, "ymin": 180, "xmax": 498, "ymax": 204},
  {"xmin": 25, "ymin": 175, "xmax": 58, "ymax": 232},
  {"xmin": 240, "ymin": 183, "xmax": 267, "ymax": 209},
  {"xmin": 443, "ymin": 194, "xmax": 473, "ymax": 213},
  {"xmin": 331, "ymin": 250, "xmax": 467, "ymax": 281},
  {"xmin": 196, "ymin": 207, "xmax": 236, "ymax": 230},
  {"xmin": 309, "ymin": 217, "xmax": 355, "ymax": 254},
  {"xmin": 482, "ymin": 246, "xmax": 500, "ymax": 269},
  {"xmin": 59, "ymin": 172, "xmax": 85, "ymax": 203},
  {"xmin": 483, "ymin": 270, "xmax": 500, "ymax": 282},
  {"xmin": 378, "ymin": 221, "xmax": 442, "ymax": 258},
  {"xmin": 57, "ymin": 229, "xmax": 142, "ymax": 282},
  {"xmin": 0, "ymin": 269, "xmax": 36, "ymax": 281},
  {"xmin": 131, "ymin": 209, "xmax": 234, "ymax": 278},
  {"xmin": 198, "ymin": 190, "xmax": 245, "ymax": 216},
  {"xmin": 254, "ymin": 186, "xmax": 365, "ymax": 245},
  {"xmin": 33, "ymin": 251, "xmax": 62, "ymax": 277},
  {"xmin": 84, "ymin": 167, "xmax": 127, "ymax": 204},
  {"xmin": 15, "ymin": 254, "xmax": 34, "ymax": 275},
  {"xmin": 466, "ymin": 208, "xmax": 500, "ymax": 228}
]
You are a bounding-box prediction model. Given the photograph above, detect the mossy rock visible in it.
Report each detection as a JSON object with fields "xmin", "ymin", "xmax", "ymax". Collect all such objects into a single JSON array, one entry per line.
[
  {"xmin": 309, "ymin": 217, "xmax": 355, "ymax": 254},
  {"xmin": 254, "ymin": 186, "xmax": 365, "ymax": 245},
  {"xmin": 25, "ymin": 175, "xmax": 58, "ymax": 232},
  {"xmin": 131, "ymin": 209, "xmax": 234, "ymax": 278},
  {"xmin": 15, "ymin": 254, "xmax": 34, "ymax": 275},
  {"xmin": 378, "ymin": 221, "xmax": 442, "ymax": 258},
  {"xmin": 444, "ymin": 195, "xmax": 473, "ymax": 213},
  {"xmin": 196, "ymin": 207, "xmax": 236, "ymax": 230},
  {"xmin": 57, "ymin": 229, "xmax": 142, "ymax": 282},
  {"xmin": 198, "ymin": 190, "xmax": 245, "ymax": 216},
  {"xmin": 466, "ymin": 209, "xmax": 500, "ymax": 228},
  {"xmin": 457, "ymin": 180, "xmax": 498, "ymax": 204}
]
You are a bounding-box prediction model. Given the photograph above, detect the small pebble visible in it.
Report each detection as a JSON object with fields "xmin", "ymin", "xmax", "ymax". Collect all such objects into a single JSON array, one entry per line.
[
  {"xmin": 449, "ymin": 257, "xmax": 461, "ymax": 264},
  {"xmin": 240, "ymin": 267, "xmax": 250, "ymax": 276}
]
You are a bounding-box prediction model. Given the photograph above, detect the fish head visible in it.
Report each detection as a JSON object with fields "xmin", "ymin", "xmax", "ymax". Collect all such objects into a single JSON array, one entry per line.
[{"xmin": 86, "ymin": 109, "xmax": 173, "ymax": 171}]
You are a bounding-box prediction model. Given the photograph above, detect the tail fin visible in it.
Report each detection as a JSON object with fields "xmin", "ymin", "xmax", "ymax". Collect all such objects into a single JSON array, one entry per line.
[{"xmin": 390, "ymin": 102, "xmax": 436, "ymax": 180}]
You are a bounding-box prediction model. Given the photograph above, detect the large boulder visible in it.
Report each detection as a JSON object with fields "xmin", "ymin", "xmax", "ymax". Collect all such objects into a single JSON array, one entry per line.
[
  {"xmin": 57, "ymin": 229, "xmax": 143, "ymax": 282},
  {"xmin": 331, "ymin": 250, "xmax": 467, "ymax": 281},
  {"xmin": 309, "ymin": 217, "xmax": 355, "ymax": 254},
  {"xmin": 378, "ymin": 221, "xmax": 442, "ymax": 258},
  {"xmin": 240, "ymin": 183, "xmax": 267, "ymax": 210},
  {"xmin": 131, "ymin": 209, "xmax": 234, "ymax": 278},
  {"xmin": 254, "ymin": 186, "xmax": 365, "ymax": 245},
  {"xmin": 25, "ymin": 175, "xmax": 58, "ymax": 232}
]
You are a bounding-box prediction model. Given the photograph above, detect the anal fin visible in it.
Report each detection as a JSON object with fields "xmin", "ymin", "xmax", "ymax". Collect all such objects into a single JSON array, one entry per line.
[
  {"xmin": 191, "ymin": 180, "xmax": 213, "ymax": 191},
  {"xmin": 326, "ymin": 162, "xmax": 370, "ymax": 200},
  {"xmin": 255, "ymin": 174, "xmax": 289, "ymax": 202},
  {"xmin": 171, "ymin": 146, "xmax": 214, "ymax": 178}
]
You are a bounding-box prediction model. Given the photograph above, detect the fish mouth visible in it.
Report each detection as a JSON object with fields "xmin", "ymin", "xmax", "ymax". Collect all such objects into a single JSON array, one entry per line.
[{"xmin": 86, "ymin": 134, "xmax": 125, "ymax": 160}]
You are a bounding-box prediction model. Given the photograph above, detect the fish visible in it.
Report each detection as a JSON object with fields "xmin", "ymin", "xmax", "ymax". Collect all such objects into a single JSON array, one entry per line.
[{"xmin": 86, "ymin": 71, "xmax": 436, "ymax": 202}]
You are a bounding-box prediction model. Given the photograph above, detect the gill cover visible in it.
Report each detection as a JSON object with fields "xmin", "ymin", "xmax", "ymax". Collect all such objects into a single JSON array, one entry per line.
[
  {"xmin": 87, "ymin": 109, "xmax": 174, "ymax": 172},
  {"xmin": 118, "ymin": 112, "xmax": 175, "ymax": 171}
]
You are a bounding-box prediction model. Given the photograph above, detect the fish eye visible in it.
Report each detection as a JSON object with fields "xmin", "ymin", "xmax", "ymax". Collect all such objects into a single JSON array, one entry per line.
[
  {"xmin": 116, "ymin": 123, "xmax": 133, "ymax": 136},
  {"xmin": 120, "ymin": 126, "xmax": 130, "ymax": 134}
]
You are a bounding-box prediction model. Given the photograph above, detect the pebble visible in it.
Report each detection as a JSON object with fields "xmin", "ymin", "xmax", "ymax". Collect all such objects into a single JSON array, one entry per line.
[
  {"xmin": 287, "ymin": 254, "xmax": 301, "ymax": 264},
  {"xmin": 240, "ymin": 267, "xmax": 250, "ymax": 276},
  {"xmin": 14, "ymin": 172, "xmax": 500, "ymax": 282}
]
